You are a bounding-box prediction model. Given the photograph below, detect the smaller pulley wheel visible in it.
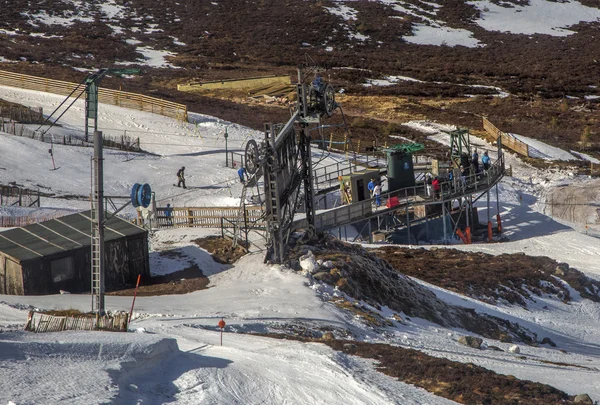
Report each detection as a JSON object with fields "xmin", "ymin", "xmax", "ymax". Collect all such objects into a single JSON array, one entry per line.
[
  {"xmin": 245, "ymin": 139, "xmax": 259, "ymax": 174},
  {"xmin": 321, "ymin": 83, "xmax": 336, "ymax": 117},
  {"xmin": 137, "ymin": 183, "xmax": 152, "ymax": 208},
  {"xmin": 130, "ymin": 183, "xmax": 141, "ymax": 208}
]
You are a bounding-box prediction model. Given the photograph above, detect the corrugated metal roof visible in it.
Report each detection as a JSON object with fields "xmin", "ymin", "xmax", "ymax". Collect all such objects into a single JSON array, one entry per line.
[{"xmin": 0, "ymin": 211, "xmax": 146, "ymax": 263}]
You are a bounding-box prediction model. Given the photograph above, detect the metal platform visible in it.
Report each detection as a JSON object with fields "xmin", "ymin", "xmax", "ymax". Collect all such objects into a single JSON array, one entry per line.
[{"xmin": 292, "ymin": 154, "xmax": 506, "ymax": 235}]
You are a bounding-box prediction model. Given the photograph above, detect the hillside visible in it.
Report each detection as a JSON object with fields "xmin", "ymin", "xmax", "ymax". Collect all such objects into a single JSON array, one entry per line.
[
  {"xmin": 2, "ymin": 2, "xmax": 600, "ymax": 404},
  {"xmin": 1, "ymin": 0, "xmax": 599, "ymax": 158}
]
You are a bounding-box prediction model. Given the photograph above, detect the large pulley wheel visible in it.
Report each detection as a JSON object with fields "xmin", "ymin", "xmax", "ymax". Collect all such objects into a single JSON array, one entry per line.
[
  {"xmin": 244, "ymin": 139, "xmax": 259, "ymax": 174},
  {"xmin": 320, "ymin": 83, "xmax": 336, "ymax": 117}
]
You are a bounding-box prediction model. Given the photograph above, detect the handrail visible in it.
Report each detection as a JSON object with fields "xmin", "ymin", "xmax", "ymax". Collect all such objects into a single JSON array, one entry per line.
[
  {"xmin": 482, "ymin": 117, "xmax": 543, "ymax": 159},
  {"xmin": 155, "ymin": 206, "xmax": 264, "ymax": 228},
  {"xmin": 294, "ymin": 154, "xmax": 505, "ymax": 232}
]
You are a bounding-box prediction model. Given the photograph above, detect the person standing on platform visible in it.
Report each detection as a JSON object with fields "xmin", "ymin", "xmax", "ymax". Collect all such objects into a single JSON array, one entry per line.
[
  {"xmin": 368, "ymin": 178, "xmax": 376, "ymax": 197},
  {"xmin": 373, "ymin": 182, "xmax": 382, "ymax": 207},
  {"xmin": 482, "ymin": 151, "xmax": 491, "ymax": 172}
]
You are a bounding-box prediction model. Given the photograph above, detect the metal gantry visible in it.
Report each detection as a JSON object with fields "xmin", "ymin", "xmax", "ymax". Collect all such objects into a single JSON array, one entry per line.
[{"xmin": 240, "ymin": 66, "xmax": 338, "ymax": 263}]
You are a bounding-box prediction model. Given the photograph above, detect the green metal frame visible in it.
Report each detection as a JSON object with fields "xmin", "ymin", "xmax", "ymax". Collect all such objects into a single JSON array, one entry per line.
[
  {"xmin": 448, "ymin": 128, "xmax": 471, "ymax": 168},
  {"xmin": 383, "ymin": 142, "xmax": 424, "ymax": 155},
  {"xmin": 85, "ymin": 68, "xmax": 140, "ymax": 141}
]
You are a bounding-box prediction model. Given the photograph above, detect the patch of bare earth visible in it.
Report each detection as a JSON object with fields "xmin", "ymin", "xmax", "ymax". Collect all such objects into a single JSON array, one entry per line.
[
  {"xmin": 257, "ymin": 334, "xmax": 581, "ymax": 405},
  {"xmin": 105, "ymin": 236, "xmax": 248, "ymax": 296},
  {"xmin": 325, "ymin": 340, "xmax": 581, "ymax": 405},
  {"xmin": 107, "ymin": 265, "xmax": 209, "ymax": 297},
  {"xmin": 375, "ymin": 247, "xmax": 600, "ymax": 307},
  {"xmin": 192, "ymin": 235, "xmax": 248, "ymax": 264}
]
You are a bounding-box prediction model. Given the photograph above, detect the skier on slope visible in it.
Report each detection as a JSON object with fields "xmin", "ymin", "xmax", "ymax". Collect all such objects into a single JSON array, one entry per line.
[{"xmin": 177, "ymin": 166, "xmax": 186, "ymax": 189}]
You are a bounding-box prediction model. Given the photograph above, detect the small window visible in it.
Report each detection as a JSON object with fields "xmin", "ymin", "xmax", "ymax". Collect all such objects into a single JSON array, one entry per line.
[{"xmin": 50, "ymin": 257, "xmax": 74, "ymax": 283}]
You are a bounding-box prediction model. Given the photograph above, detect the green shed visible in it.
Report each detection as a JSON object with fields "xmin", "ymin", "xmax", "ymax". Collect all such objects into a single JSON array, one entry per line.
[{"xmin": 385, "ymin": 143, "xmax": 424, "ymax": 192}]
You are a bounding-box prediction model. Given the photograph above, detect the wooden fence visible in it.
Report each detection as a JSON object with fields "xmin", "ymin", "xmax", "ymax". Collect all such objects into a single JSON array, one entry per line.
[
  {"xmin": 0, "ymin": 105, "xmax": 43, "ymax": 123},
  {"xmin": 0, "ymin": 186, "xmax": 40, "ymax": 208},
  {"xmin": 25, "ymin": 311, "xmax": 128, "ymax": 332},
  {"xmin": 154, "ymin": 206, "xmax": 265, "ymax": 228},
  {"xmin": 0, "ymin": 118, "xmax": 141, "ymax": 151},
  {"xmin": 0, "ymin": 69, "xmax": 187, "ymax": 121},
  {"xmin": 0, "ymin": 214, "xmax": 63, "ymax": 227},
  {"xmin": 483, "ymin": 117, "xmax": 530, "ymax": 157}
]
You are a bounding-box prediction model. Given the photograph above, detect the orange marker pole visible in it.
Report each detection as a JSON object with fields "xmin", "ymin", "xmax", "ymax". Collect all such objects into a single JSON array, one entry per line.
[
  {"xmin": 218, "ymin": 318, "xmax": 226, "ymax": 346},
  {"xmin": 128, "ymin": 274, "xmax": 141, "ymax": 329},
  {"xmin": 496, "ymin": 214, "xmax": 502, "ymax": 233},
  {"xmin": 487, "ymin": 221, "xmax": 493, "ymax": 242}
]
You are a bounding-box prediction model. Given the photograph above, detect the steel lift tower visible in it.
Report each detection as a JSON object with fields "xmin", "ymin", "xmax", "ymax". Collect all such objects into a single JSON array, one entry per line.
[{"xmin": 242, "ymin": 66, "xmax": 338, "ymax": 263}]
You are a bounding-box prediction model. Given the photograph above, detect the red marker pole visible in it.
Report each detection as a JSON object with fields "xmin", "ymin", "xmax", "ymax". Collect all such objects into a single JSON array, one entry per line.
[
  {"xmin": 128, "ymin": 274, "xmax": 141, "ymax": 329},
  {"xmin": 218, "ymin": 318, "xmax": 226, "ymax": 346}
]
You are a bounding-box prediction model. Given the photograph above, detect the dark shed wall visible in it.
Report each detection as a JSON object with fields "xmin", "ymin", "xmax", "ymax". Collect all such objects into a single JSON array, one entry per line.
[
  {"xmin": 18, "ymin": 232, "xmax": 148, "ymax": 295},
  {"xmin": 0, "ymin": 255, "xmax": 24, "ymax": 295},
  {"xmin": 22, "ymin": 248, "xmax": 89, "ymax": 295},
  {"xmin": 105, "ymin": 235, "xmax": 149, "ymax": 290},
  {"xmin": 128, "ymin": 235, "xmax": 150, "ymax": 283}
]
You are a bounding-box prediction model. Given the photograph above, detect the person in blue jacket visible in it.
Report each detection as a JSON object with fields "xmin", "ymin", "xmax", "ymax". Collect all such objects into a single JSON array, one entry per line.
[
  {"xmin": 367, "ymin": 178, "xmax": 376, "ymax": 197},
  {"xmin": 238, "ymin": 167, "xmax": 247, "ymax": 184},
  {"xmin": 165, "ymin": 203, "xmax": 173, "ymax": 225},
  {"xmin": 482, "ymin": 151, "xmax": 491, "ymax": 171}
]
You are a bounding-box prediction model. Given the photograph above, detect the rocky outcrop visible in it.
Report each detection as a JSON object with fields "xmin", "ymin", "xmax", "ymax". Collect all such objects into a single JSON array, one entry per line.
[{"xmin": 290, "ymin": 235, "xmax": 538, "ymax": 343}]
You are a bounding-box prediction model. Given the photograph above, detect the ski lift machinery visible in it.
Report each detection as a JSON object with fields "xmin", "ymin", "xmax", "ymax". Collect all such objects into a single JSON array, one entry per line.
[{"xmin": 243, "ymin": 65, "xmax": 338, "ymax": 263}]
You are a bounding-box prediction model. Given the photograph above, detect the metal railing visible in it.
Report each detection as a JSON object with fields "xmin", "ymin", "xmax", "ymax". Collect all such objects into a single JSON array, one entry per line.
[
  {"xmin": 294, "ymin": 154, "xmax": 505, "ymax": 232},
  {"xmin": 154, "ymin": 206, "xmax": 264, "ymax": 228},
  {"xmin": 312, "ymin": 155, "xmax": 386, "ymax": 191}
]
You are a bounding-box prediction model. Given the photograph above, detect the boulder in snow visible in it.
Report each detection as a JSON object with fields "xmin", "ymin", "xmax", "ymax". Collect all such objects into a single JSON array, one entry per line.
[
  {"xmin": 541, "ymin": 337, "xmax": 556, "ymax": 347},
  {"xmin": 457, "ymin": 335, "xmax": 483, "ymax": 349},
  {"xmin": 574, "ymin": 394, "xmax": 593, "ymax": 404},
  {"xmin": 322, "ymin": 260, "xmax": 334, "ymax": 269},
  {"xmin": 313, "ymin": 271, "xmax": 335, "ymax": 283},
  {"xmin": 321, "ymin": 331, "xmax": 334, "ymax": 341},
  {"xmin": 554, "ymin": 263, "xmax": 569, "ymax": 276},
  {"xmin": 508, "ymin": 344, "xmax": 520, "ymax": 353},
  {"xmin": 299, "ymin": 250, "xmax": 319, "ymax": 274}
]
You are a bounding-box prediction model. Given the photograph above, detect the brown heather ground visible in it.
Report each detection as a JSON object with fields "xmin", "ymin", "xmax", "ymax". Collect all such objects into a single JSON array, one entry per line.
[{"xmin": 1, "ymin": 0, "xmax": 599, "ymax": 162}]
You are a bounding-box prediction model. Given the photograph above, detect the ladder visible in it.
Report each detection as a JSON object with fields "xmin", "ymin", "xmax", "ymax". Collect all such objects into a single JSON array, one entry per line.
[
  {"xmin": 90, "ymin": 153, "xmax": 104, "ymax": 314},
  {"xmin": 90, "ymin": 191, "xmax": 102, "ymax": 313}
]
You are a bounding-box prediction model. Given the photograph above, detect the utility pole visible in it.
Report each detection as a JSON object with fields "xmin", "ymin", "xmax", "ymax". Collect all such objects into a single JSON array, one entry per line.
[
  {"xmin": 224, "ymin": 127, "xmax": 229, "ymax": 167},
  {"xmin": 91, "ymin": 130, "xmax": 105, "ymax": 314}
]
